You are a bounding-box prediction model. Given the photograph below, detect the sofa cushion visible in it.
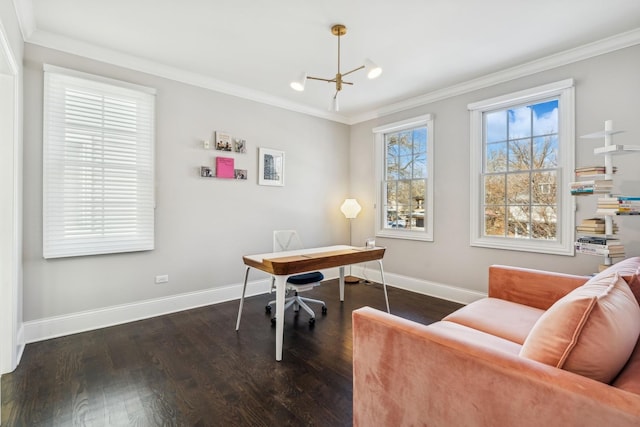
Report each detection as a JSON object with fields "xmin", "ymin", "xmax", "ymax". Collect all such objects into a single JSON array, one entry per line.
[
  {"xmin": 443, "ymin": 298, "xmax": 544, "ymax": 345},
  {"xmin": 622, "ymin": 269, "xmax": 640, "ymax": 306},
  {"xmin": 612, "ymin": 338, "xmax": 640, "ymax": 395},
  {"xmin": 520, "ymin": 273, "xmax": 640, "ymax": 383}
]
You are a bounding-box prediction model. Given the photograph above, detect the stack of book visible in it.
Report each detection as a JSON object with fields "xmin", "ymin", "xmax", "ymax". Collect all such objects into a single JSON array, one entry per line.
[
  {"xmin": 569, "ymin": 179, "xmax": 613, "ymax": 195},
  {"xmin": 575, "ymin": 236, "xmax": 625, "ymax": 258},
  {"xmin": 618, "ymin": 196, "xmax": 640, "ymax": 214},
  {"xmin": 575, "ymin": 166, "xmax": 617, "ymax": 177},
  {"xmin": 575, "ymin": 218, "xmax": 618, "ymax": 235},
  {"xmin": 596, "ymin": 197, "xmax": 621, "ymax": 215}
]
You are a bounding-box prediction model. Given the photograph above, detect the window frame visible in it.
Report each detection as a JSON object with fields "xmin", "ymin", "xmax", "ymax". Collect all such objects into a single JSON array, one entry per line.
[
  {"xmin": 42, "ymin": 64, "xmax": 156, "ymax": 259},
  {"xmin": 468, "ymin": 79, "xmax": 575, "ymax": 255},
  {"xmin": 373, "ymin": 114, "xmax": 434, "ymax": 242}
]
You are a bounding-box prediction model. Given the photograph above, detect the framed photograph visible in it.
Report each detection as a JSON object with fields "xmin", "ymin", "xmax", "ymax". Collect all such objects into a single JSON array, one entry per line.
[
  {"xmin": 234, "ymin": 169, "xmax": 247, "ymax": 180},
  {"xmin": 215, "ymin": 131, "xmax": 232, "ymax": 151},
  {"xmin": 233, "ymin": 138, "xmax": 247, "ymax": 153},
  {"xmin": 258, "ymin": 147, "xmax": 285, "ymax": 186},
  {"xmin": 200, "ymin": 166, "xmax": 213, "ymax": 178}
]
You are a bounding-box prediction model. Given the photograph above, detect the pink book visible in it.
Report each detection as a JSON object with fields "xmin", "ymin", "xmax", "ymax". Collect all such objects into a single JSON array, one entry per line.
[{"xmin": 216, "ymin": 157, "xmax": 235, "ymax": 178}]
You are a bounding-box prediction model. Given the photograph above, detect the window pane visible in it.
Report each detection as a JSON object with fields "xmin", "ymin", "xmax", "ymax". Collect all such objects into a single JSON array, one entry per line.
[
  {"xmin": 532, "ymin": 171, "xmax": 557, "ymax": 205},
  {"xmin": 484, "ymin": 175, "xmax": 505, "ymax": 204},
  {"xmin": 486, "ymin": 142, "xmax": 507, "ymax": 172},
  {"xmin": 508, "ymin": 138, "xmax": 532, "ymax": 171},
  {"xmin": 533, "ymin": 135, "xmax": 558, "ymax": 169},
  {"xmin": 508, "ymin": 106, "xmax": 532, "ymax": 139},
  {"xmin": 532, "ymin": 100, "xmax": 558, "ymax": 136},
  {"xmin": 412, "ymin": 154, "xmax": 427, "ymax": 178},
  {"xmin": 508, "ymin": 205, "xmax": 530, "ymax": 238},
  {"xmin": 506, "ymin": 173, "xmax": 530, "ymax": 204},
  {"xmin": 397, "ymin": 131, "xmax": 413, "ymax": 156},
  {"xmin": 484, "ymin": 206, "xmax": 506, "ymax": 236},
  {"xmin": 486, "ymin": 111, "xmax": 506, "ymax": 143},
  {"xmin": 398, "ymin": 155, "xmax": 414, "ymax": 180},
  {"xmin": 532, "ymin": 205, "xmax": 557, "ymax": 239}
]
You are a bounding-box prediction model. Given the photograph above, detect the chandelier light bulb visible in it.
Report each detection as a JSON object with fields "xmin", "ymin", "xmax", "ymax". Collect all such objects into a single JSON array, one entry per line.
[
  {"xmin": 364, "ymin": 59, "xmax": 382, "ymax": 79},
  {"xmin": 290, "ymin": 72, "xmax": 307, "ymax": 91}
]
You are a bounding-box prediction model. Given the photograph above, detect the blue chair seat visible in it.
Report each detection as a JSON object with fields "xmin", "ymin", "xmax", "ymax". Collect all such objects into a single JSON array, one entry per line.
[{"xmin": 287, "ymin": 271, "xmax": 324, "ymax": 285}]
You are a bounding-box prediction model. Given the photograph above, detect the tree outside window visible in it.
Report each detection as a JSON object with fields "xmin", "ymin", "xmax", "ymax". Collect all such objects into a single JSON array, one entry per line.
[
  {"xmin": 374, "ymin": 114, "xmax": 434, "ymax": 242},
  {"xmin": 483, "ymin": 100, "xmax": 559, "ymax": 240},
  {"xmin": 468, "ymin": 79, "xmax": 575, "ymax": 256}
]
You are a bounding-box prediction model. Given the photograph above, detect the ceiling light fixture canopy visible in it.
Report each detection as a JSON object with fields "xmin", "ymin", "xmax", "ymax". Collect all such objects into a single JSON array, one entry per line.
[{"xmin": 290, "ymin": 24, "xmax": 382, "ymax": 111}]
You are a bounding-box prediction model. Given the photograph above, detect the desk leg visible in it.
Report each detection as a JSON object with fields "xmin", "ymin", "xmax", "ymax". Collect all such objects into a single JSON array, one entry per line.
[
  {"xmin": 339, "ymin": 266, "xmax": 345, "ymax": 302},
  {"xmin": 378, "ymin": 260, "xmax": 390, "ymax": 313},
  {"xmin": 274, "ymin": 275, "xmax": 287, "ymax": 361},
  {"xmin": 235, "ymin": 266, "xmax": 251, "ymax": 331}
]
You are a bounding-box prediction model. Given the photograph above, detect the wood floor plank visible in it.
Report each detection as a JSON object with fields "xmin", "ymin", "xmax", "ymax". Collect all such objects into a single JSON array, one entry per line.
[{"xmin": 2, "ymin": 279, "xmax": 463, "ymax": 426}]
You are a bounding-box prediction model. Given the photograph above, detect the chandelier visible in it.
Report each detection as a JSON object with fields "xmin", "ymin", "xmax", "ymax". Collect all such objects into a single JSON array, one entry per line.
[{"xmin": 290, "ymin": 24, "xmax": 382, "ymax": 111}]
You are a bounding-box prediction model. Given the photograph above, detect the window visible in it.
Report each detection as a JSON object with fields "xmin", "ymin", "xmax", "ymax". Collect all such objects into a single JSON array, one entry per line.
[
  {"xmin": 374, "ymin": 114, "xmax": 434, "ymax": 241},
  {"xmin": 468, "ymin": 79, "xmax": 575, "ymax": 255},
  {"xmin": 43, "ymin": 65, "xmax": 156, "ymax": 258}
]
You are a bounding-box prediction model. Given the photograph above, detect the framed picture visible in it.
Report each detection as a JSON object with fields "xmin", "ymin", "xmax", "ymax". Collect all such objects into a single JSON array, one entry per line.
[
  {"xmin": 233, "ymin": 138, "xmax": 247, "ymax": 153},
  {"xmin": 234, "ymin": 169, "xmax": 247, "ymax": 180},
  {"xmin": 258, "ymin": 147, "xmax": 285, "ymax": 186},
  {"xmin": 215, "ymin": 131, "xmax": 232, "ymax": 151}
]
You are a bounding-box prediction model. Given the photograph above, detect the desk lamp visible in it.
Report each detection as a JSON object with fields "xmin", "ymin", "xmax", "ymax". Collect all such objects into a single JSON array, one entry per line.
[{"xmin": 340, "ymin": 198, "xmax": 362, "ymax": 284}]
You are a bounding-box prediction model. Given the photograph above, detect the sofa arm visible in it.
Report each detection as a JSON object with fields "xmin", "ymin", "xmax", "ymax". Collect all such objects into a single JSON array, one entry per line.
[
  {"xmin": 353, "ymin": 307, "xmax": 640, "ymax": 427},
  {"xmin": 488, "ymin": 265, "xmax": 589, "ymax": 310}
]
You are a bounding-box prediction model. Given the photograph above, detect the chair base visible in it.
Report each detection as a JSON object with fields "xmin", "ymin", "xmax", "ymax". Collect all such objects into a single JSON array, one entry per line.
[{"xmin": 267, "ymin": 292, "xmax": 327, "ymax": 325}]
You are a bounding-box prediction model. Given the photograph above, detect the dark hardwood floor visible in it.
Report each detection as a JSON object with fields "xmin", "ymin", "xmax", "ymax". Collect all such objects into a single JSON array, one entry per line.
[{"xmin": 1, "ymin": 280, "xmax": 463, "ymax": 426}]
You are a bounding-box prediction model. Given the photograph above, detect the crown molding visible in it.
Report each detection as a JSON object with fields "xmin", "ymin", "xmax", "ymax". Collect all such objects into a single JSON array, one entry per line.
[
  {"xmin": 25, "ymin": 29, "xmax": 352, "ymax": 125},
  {"xmin": 12, "ymin": 0, "xmax": 35, "ymax": 40},
  {"xmin": 13, "ymin": 0, "xmax": 640, "ymax": 127},
  {"xmin": 348, "ymin": 27, "xmax": 640, "ymax": 125}
]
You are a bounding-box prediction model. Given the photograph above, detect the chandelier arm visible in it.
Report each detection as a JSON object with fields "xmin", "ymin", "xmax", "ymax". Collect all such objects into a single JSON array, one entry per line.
[
  {"xmin": 306, "ymin": 76, "xmax": 335, "ymax": 83},
  {"xmin": 341, "ymin": 65, "xmax": 365, "ymax": 77}
]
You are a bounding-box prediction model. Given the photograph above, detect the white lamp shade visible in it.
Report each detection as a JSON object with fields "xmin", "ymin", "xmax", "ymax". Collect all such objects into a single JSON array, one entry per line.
[
  {"xmin": 364, "ymin": 58, "xmax": 382, "ymax": 79},
  {"xmin": 290, "ymin": 72, "xmax": 307, "ymax": 91},
  {"xmin": 341, "ymin": 199, "xmax": 362, "ymax": 219}
]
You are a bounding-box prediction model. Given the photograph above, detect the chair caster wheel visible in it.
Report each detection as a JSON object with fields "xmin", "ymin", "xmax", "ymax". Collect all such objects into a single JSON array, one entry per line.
[
  {"xmin": 265, "ymin": 305, "xmax": 272, "ymax": 314},
  {"xmin": 309, "ymin": 317, "xmax": 315, "ymax": 326},
  {"xmin": 321, "ymin": 306, "xmax": 327, "ymax": 315},
  {"xmin": 271, "ymin": 317, "xmax": 276, "ymax": 326}
]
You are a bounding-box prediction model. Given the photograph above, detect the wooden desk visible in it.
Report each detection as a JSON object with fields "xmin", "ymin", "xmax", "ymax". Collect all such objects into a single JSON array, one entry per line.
[{"xmin": 236, "ymin": 245, "xmax": 387, "ymax": 361}]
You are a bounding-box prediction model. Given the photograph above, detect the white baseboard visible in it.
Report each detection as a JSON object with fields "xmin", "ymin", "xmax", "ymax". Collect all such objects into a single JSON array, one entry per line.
[
  {"xmin": 352, "ymin": 265, "xmax": 486, "ymax": 305},
  {"xmin": 23, "ymin": 267, "xmax": 485, "ymax": 344},
  {"xmin": 23, "ymin": 278, "xmax": 272, "ymax": 344}
]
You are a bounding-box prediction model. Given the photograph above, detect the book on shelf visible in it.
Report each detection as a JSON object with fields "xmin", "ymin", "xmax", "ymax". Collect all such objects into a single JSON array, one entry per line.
[
  {"xmin": 575, "ymin": 166, "xmax": 617, "ymax": 176},
  {"xmin": 574, "ymin": 241, "xmax": 624, "ymax": 252},
  {"xmin": 579, "ymin": 218, "xmax": 605, "ymax": 226},
  {"xmin": 577, "ymin": 236, "xmax": 620, "ymax": 246},
  {"xmin": 576, "ymin": 217, "xmax": 618, "ymax": 234},
  {"xmin": 570, "ymin": 179, "xmax": 614, "ymax": 195}
]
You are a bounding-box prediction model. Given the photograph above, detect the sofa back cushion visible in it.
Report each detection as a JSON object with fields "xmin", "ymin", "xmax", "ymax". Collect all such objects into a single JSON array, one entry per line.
[{"xmin": 520, "ymin": 272, "xmax": 640, "ymax": 383}]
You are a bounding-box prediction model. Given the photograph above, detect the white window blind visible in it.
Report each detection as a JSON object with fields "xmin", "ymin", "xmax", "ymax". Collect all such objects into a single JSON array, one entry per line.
[{"xmin": 43, "ymin": 65, "xmax": 156, "ymax": 259}]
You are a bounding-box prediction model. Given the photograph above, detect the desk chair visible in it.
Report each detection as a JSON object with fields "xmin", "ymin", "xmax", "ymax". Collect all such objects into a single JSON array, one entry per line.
[{"xmin": 266, "ymin": 230, "xmax": 327, "ymax": 325}]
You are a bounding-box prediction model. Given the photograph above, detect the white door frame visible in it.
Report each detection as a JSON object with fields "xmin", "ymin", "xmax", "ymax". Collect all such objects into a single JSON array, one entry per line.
[{"xmin": 0, "ymin": 17, "xmax": 22, "ymax": 377}]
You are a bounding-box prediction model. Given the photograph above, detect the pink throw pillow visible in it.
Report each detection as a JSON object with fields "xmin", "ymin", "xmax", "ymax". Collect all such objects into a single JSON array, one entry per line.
[{"xmin": 520, "ymin": 273, "xmax": 640, "ymax": 383}]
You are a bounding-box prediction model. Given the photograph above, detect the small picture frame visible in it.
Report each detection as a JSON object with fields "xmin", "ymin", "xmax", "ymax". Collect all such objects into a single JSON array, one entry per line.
[
  {"xmin": 215, "ymin": 131, "xmax": 232, "ymax": 151},
  {"xmin": 258, "ymin": 147, "xmax": 285, "ymax": 187},
  {"xmin": 200, "ymin": 166, "xmax": 213, "ymax": 178},
  {"xmin": 233, "ymin": 138, "xmax": 247, "ymax": 153},
  {"xmin": 234, "ymin": 169, "xmax": 247, "ymax": 180}
]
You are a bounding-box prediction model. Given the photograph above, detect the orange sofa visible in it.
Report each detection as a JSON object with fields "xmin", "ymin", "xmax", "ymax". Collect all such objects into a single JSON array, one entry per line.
[{"xmin": 353, "ymin": 257, "xmax": 640, "ymax": 427}]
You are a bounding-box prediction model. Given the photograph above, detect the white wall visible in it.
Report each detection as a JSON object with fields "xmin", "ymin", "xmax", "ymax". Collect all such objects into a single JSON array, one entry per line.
[
  {"xmin": 0, "ymin": 0, "xmax": 24, "ymax": 395},
  {"xmin": 22, "ymin": 44, "xmax": 350, "ymax": 326},
  {"xmin": 350, "ymin": 45, "xmax": 640, "ymax": 295}
]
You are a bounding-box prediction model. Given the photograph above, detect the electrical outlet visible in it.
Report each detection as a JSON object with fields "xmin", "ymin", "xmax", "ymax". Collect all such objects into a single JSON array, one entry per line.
[{"xmin": 155, "ymin": 274, "xmax": 169, "ymax": 284}]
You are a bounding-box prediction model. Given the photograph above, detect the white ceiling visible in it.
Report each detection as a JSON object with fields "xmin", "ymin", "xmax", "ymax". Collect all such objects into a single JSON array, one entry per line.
[{"xmin": 13, "ymin": 0, "xmax": 640, "ymax": 123}]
